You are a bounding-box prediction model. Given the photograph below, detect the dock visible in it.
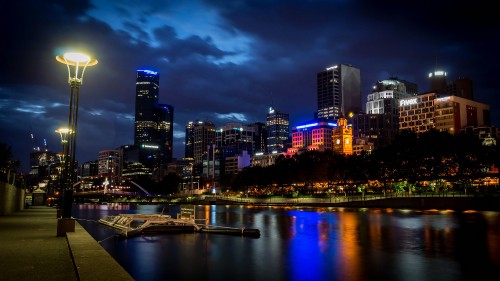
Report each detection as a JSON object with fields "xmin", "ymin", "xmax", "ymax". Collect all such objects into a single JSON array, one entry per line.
[{"xmin": 98, "ymin": 206, "xmax": 260, "ymax": 238}]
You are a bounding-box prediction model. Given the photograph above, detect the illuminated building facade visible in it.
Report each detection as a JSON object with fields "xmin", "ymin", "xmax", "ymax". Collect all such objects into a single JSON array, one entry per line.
[
  {"xmin": 352, "ymin": 138, "xmax": 374, "ymax": 155},
  {"xmin": 97, "ymin": 150, "xmax": 122, "ymax": 177},
  {"xmin": 316, "ymin": 64, "xmax": 361, "ymax": 119},
  {"xmin": 290, "ymin": 119, "xmax": 337, "ymax": 153},
  {"xmin": 399, "ymin": 92, "xmax": 437, "ymax": 134},
  {"xmin": 332, "ymin": 117, "xmax": 353, "ymax": 155},
  {"xmin": 134, "ymin": 69, "xmax": 174, "ymax": 168},
  {"xmin": 366, "ymin": 78, "xmax": 412, "ymax": 114},
  {"xmin": 121, "ymin": 162, "xmax": 152, "ymax": 179},
  {"xmin": 251, "ymin": 152, "xmax": 282, "ymax": 167},
  {"xmin": 266, "ymin": 106, "xmax": 289, "ymax": 153},
  {"xmin": 399, "ymin": 93, "xmax": 490, "ymax": 135},
  {"xmin": 434, "ymin": 95, "xmax": 490, "ymax": 135}
]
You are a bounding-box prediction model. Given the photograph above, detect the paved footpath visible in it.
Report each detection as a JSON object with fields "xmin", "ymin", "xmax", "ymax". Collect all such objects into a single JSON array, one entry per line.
[{"xmin": 0, "ymin": 206, "xmax": 134, "ymax": 281}]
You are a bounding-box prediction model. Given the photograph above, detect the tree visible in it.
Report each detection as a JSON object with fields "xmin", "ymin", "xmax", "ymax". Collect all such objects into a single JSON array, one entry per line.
[{"xmin": 156, "ymin": 173, "xmax": 181, "ymax": 195}]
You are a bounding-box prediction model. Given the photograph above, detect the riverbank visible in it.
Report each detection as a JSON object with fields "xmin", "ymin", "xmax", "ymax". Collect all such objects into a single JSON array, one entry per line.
[{"xmin": 193, "ymin": 195, "xmax": 500, "ymax": 211}]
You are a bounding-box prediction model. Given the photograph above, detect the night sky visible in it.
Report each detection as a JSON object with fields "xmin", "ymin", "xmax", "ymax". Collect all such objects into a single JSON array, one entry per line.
[{"xmin": 1, "ymin": 0, "xmax": 499, "ymax": 173}]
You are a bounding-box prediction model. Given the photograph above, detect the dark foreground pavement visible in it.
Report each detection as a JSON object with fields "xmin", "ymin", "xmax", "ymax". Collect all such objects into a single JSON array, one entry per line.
[{"xmin": 0, "ymin": 206, "xmax": 134, "ymax": 281}]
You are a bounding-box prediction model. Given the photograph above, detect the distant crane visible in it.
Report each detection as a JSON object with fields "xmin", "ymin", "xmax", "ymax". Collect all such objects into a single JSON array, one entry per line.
[
  {"xmin": 30, "ymin": 131, "xmax": 40, "ymax": 152},
  {"xmin": 29, "ymin": 128, "xmax": 49, "ymax": 152}
]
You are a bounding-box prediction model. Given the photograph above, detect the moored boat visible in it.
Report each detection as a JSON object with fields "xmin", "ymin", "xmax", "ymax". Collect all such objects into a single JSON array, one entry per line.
[
  {"xmin": 98, "ymin": 213, "xmax": 200, "ymax": 238},
  {"xmin": 98, "ymin": 205, "xmax": 261, "ymax": 238}
]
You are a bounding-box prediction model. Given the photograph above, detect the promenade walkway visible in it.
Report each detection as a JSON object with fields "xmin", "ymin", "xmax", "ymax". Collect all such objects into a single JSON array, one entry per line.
[{"xmin": 0, "ymin": 206, "xmax": 134, "ymax": 281}]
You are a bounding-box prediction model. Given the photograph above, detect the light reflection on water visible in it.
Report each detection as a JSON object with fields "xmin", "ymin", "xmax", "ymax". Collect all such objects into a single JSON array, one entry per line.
[{"xmin": 73, "ymin": 203, "xmax": 500, "ymax": 281}]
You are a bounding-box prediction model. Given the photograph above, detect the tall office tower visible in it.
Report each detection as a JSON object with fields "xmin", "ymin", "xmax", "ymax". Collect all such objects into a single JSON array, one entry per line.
[
  {"xmin": 251, "ymin": 122, "xmax": 267, "ymax": 154},
  {"xmin": 266, "ymin": 106, "xmax": 289, "ymax": 153},
  {"xmin": 155, "ymin": 103, "xmax": 174, "ymax": 164},
  {"xmin": 134, "ymin": 69, "xmax": 174, "ymax": 168},
  {"xmin": 186, "ymin": 121, "xmax": 215, "ymax": 165},
  {"xmin": 429, "ymin": 70, "xmax": 447, "ymax": 95},
  {"xmin": 184, "ymin": 121, "xmax": 196, "ymax": 159},
  {"xmin": 316, "ymin": 64, "xmax": 361, "ymax": 119}
]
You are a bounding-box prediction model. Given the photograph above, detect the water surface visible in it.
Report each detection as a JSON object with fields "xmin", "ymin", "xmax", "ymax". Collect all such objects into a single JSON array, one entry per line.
[{"xmin": 73, "ymin": 204, "xmax": 500, "ymax": 281}]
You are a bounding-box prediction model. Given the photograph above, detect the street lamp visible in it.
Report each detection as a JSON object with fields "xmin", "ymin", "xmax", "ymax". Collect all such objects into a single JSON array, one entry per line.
[
  {"xmin": 55, "ymin": 127, "xmax": 71, "ymax": 164},
  {"xmin": 56, "ymin": 52, "xmax": 97, "ymax": 235},
  {"xmin": 55, "ymin": 127, "xmax": 71, "ymax": 214}
]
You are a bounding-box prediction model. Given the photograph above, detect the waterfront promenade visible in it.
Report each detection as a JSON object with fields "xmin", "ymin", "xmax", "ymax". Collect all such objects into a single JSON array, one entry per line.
[{"xmin": 0, "ymin": 206, "xmax": 134, "ymax": 281}]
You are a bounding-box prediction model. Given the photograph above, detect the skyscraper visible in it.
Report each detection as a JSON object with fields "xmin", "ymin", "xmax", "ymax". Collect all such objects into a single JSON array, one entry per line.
[
  {"xmin": 353, "ymin": 77, "xmax": 413, "ymax": 147},
  {"xmin": 316, "ymin": 64, "xmax": 361, "ymax": 119},
  {"xmin": 184, "ymin": 120, "xmax": 216, "ymax": 165},
  {"xmin": 266, "ymin": 106, "xmax": 289, "ymax": 153},
  {"xmin": 134, "ymin": 69, "xmax": 174, "ymax": 168},
  {"xmin": 251, "ymin": 122, "xmax": 267, "ymax": 154},
  {"xmin": 155, "ymin": 103, "xmax": 174, "ymax": 164}
]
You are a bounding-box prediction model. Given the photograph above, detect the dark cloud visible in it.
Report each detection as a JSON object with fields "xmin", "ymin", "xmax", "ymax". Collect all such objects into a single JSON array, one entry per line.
[{"xmin": 1, "ymin": 0, "xmax": 499, "ymax": 173}]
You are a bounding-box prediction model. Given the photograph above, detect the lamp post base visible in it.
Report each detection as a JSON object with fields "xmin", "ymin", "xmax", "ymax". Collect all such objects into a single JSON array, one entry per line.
[{"xmin": 57, "ymin": 218, "xmax": 75, "ymax": 237}]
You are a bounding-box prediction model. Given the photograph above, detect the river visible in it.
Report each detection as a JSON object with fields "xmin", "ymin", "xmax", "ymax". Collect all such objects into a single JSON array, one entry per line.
[{"xmin": 73, "ymin": 203, "xmax": 500, "ymax": 281}]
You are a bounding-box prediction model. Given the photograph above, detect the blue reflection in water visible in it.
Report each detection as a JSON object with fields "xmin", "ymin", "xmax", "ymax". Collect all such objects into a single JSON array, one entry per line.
[{"xmin": 73, "ymin": 204, "xmax": 500, "ymax": 281}]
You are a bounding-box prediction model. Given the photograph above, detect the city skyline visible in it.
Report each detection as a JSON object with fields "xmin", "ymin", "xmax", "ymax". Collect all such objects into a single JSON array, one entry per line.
[{"xmin": 1, "ymin": 1, "xmax": 499, "ymax": 173}]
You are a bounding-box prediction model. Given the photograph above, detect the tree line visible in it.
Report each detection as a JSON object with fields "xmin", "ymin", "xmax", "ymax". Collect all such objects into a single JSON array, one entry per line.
[{"xmin": 230, "ymin": 129, "xmax": 499, "ymax": 196}]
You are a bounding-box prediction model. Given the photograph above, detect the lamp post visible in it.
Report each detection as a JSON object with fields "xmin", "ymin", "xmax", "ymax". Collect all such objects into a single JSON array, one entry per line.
[
  {"xmin": 56, "ymin": 52, "xmax": 97, "ymax": 233},
  {"xmin": 55, "ymin": 127, "xmax": 70, "ymax": 216}
]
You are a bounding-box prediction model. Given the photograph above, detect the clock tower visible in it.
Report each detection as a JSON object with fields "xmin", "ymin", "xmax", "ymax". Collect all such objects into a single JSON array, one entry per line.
[{"xmin": 332, "ymin": 117, "xmax": 353, "ymax": 155}]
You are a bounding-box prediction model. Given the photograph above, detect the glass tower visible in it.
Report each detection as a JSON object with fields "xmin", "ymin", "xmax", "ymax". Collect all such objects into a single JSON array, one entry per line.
[
  {"xmin": 134, "ymin": 69, "xmax": 174, "ymax": 168},
  {"xmin": 266, "ymin": 106, "xmax": 289, "ymax": 153},
  {"xmin": 316, "ymin": 64, "xmax": 361, "ymax": 119}
]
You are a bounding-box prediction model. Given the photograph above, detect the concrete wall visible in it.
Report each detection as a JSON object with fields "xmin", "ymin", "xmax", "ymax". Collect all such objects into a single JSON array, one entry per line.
[{"xmin": 0, "ymin": 181, "xmax": 25, "ymax": 215}]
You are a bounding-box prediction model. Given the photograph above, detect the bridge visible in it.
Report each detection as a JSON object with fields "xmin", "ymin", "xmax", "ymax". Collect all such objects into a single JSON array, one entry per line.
[{"xmin": 72, "ymin": 175, "xmax": 151, "ymax": 199}]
